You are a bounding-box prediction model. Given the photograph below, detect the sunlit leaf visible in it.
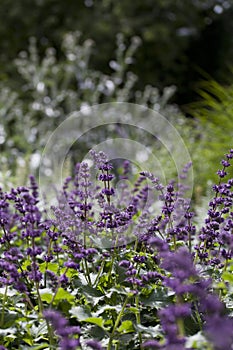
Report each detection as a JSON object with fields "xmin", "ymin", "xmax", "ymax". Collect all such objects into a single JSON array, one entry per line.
[{"xmin": 117, "ymin": 320, "xmax": 134, "ymax": 333}]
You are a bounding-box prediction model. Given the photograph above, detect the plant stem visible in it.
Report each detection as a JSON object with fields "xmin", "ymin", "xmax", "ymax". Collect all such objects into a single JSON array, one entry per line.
[
  {"xmin": 194, "ymin": 301, "xmax": 203, "ymax": 331},
  {"xmin": 188, "ymin": 230, "xmax": 192, "ymax": 253},
  {"xmin": 45, "ymin": 318, "xmax": 56, "ymax": 349},
  {"xmin": 176, "ymin": 296, "xmax": 185, "ymax": 339},
  {"xmin": 135, "ymin": 294, "xmax": 142, "ymax": 345},
  {"xmin": 223, "ymin": 257, "xmax": 229, "ymax": 272},
  {"xmin": 173, "ymin": 236, "xmax": 177, "ymax": 250},
  {"xmin": 93, "ymin": 259, "xmax": 105, "ymax": 286},
  {"xmin": 44, "ymin": 238, "xmax": 53, "ymax": 288},
  {"xmin": 83, "ymin": 258, "xmax": 92, "ymax": 286},
  {"xmin": 177, "ymin": 317, "xmax": 185, "ymax": 337},
  {"xmin": 35, "ymin": 281, "xmax": 44, "ymax": 316},
  {"xmin": 107, "ymin": 234, "xmax": 118, "ymax": 287},
  {"xmin": 0, "ymin": 284, "xmax": 8, "ymax": 327},
  {"xmin": 187, "ymin": 217, "xmax": 192, "ymax": 253},
  {"xmin": 108, "ymin": 296, "xmax": 130, "ymax": 350},
  {"xmin": 24, "ymin": 293, "xmax": 35, "ymax": 310}
]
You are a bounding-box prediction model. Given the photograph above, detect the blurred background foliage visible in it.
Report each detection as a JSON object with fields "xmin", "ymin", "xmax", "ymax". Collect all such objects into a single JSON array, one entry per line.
[
  {"xmin": 0, "ymin": 0, "xmax": 232, "ymax": 102},
  {"xmin": 0, "ymin": 0, "xmax": 233, "ymax": 196}
]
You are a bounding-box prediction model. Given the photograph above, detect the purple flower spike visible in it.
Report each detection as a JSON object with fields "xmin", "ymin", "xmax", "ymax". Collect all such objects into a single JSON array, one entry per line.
[
  {"xmin": 44, "ymin": 309, "xmax": 81, "ymax": 350},
  {"xmin": 44, "ymin": 309, "xmax": 68, "ymax": 331},
  {"xmin": 59, "ymin": 338, "xmax": 80, "ymax": 350},
  {"xmin": 119, "ymin": 260, "xmax": 132, "ymax": 268},
  {"xmin": 217, "ymin": 169, "xmax": 227, "ymax": 178},
  {"xmin": 142, "ymin": 340, "xmax": 161, "ymax": 348},
  {"xmin": 205, "ymin": 314, "xmax": 233, "ymax": 350}
]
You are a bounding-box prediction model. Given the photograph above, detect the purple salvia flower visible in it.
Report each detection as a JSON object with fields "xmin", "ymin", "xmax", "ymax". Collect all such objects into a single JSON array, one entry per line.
[
  {"xmin": 161, "ymin": 247, "xmax": 196, "ymax": 281},
  {"xmin": 64, "ymin": 261, "xmax": 79, "ymax": 269},
  {"xmin": 217, "ymin": 169, "xmax": 227, "ymax": 178},
  {"xmin": 221, "ymin": 159, "xmax": 231, "ymax": 167},
  {"xmin": 44, "ymin": 309, "xmax": 68, "ymax": 330},
  {"xmin": 133, "ymin": 255, "xmax": 147, "ymax": 263},
  {"xmin": 139, "ymin": 171, "xmax": 161, "ymax": 189},
  {"xmin": 90, "ymin": 150, "xmax": 109, "ymax": 170},
  {"xmin": 119, "ymin": 260, "xmax": 132, "ymax": 268},
  {"xmin": 120, "ymin": 160, "xmax": 131, "ymax": 180},
  {"xmin": 142, "ymin": 339, "xmax": 161, "ymax": 348},
  {"xmin": 205, "ymin": 314, "xmax": 233, "ymax": 349},
  {"xmin": 59, "ymin": 338, "xmax": 80, "ymax": 350},
  {"xmin": 159, "ymin": 304, "xmax": 190, "ymax": 348},
  {"xmin": 44, "ymin": 310, "xmax": 81, "ymax": 350},
  {"xmin": 29, "ymin": 174, "xmax": 39, "ymax": 199},
  {"xmin": 126, "ymin": 268, "xmax": 137, "ymax": 276},
  {"xmin": 126, "ymin": 277, "xmax": 143, "ymax": 287},
  {"xmin": 59, "ymin": 274, "xmax": 69, "ymax": 285}
]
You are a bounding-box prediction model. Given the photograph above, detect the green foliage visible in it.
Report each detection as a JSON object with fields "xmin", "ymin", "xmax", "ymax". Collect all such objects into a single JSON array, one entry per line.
[
  {"xmin": 0, "ymin": 31, "xmax": 180, "ymax": 187},
  {"xmin": 0, "ymin": 2, "xmax": 232, "ymax": 194},
  {"xmin": 1, "ymin": 151, "xmax": 233, "ymax": 349},
  {"xmin": 0, "ymin": 0, "xmax": 232, "ymax": 103},
  {"xmin": 188, "ymin": 77, "xmax": 233, "ymax": 192}
]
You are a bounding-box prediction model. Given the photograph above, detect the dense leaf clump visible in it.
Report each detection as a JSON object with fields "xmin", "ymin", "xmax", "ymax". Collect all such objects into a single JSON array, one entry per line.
[{"xmin": 1, "ymin": 150, "xmax": 233, "ymax": 349}]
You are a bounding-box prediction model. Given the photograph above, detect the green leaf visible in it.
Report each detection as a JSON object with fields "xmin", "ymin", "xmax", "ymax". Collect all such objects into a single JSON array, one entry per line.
[
  {"xmin": 94, "ymin": 305, "xmax": 120, "ymax": 316},
  {"xmin": 74, "ymin": 277, "xmax": 105, "ymax": 305},
  {"xmin": 55, "ymin": 288, "xmax": 75, "ymax": 303},
  {"xmin": 84, "ymin": 317, "xmax": 104, "ymax": 328},
  {"xmin": 136, "ymin": 324, "xmax": 161, "ymax": 336},
  {"xmin": 70, "ymin": 305, "xmax": 91, "ymax": 321},
  {"xmin": 40, "ymin": 287, "xmax": 74, "ymax": 305},
  {"xmin": 0, "ymin": 311, "xmax": 18, "ymax": 328},
  {"xmin": 117, "ymin": 320, "xmax": 134, "ymax": 333},
  {"xmin": 63, "ymin": 268, "xmax": 78, "ymax": 278},
  {"xmin": 0, "ymin": 327, "xmax": 16, "ymax": 336},
  {"xmin": 22, "ymin": 338, "xmax": 34, "ymax": 346},
  {"xmin": 90, "ymin": 236, "xmax": 114, "ymax": 249},
  {"xmin": 75, "ymin": 277, "xmax": 104, "ymax": 297},
  {"xmin": 185, "ymin": 332, "xmax": 209, "ymax": 348},
  {"xmin": 21, "ymin": 259, "xmax": 31, "ymax": 271},
  {"xmin": 39, "ymin": 288, "xmax": 53, "ymax": 303},
  {"xmin": 222, "ymin": 271, "xmax": 233, "ymax": 283},
  {"xmin": 20, "ymin": 344, "xmax": 49, "ymax": 350},
  {"xmin": 39, "ymin": 262, "xmax": 58, "ymax": 273},
  {"xmin": 108, "ymin": 286, "xmax": 128, "ymax": 296},
  {"xmin": 31, "ymin": 321, "xmax": 48, "ymax": 337},
  {"xmin": 88, "ymin": 325, "xmax": 107, "ymax": 339},
  {"xmin": 0, "ymin": 287, "xmax": 17, "ymax": 297},
  {"xmin": 140, "ymin": 288, "xmax": 173, "ymax": 307}
]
